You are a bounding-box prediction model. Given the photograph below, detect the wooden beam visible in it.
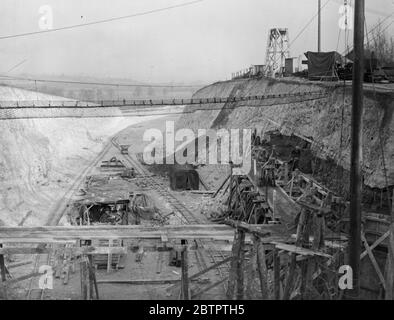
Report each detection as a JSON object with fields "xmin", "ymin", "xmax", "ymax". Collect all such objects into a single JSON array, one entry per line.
[
  {"xmin": 180, "ymin": 242, "xmax": 189, "ymax": 300},
  {"xmin": 271, "ymin": 243, "xmax": 331, "ymax": 258},
  {"xmin": 361, "ymin": 232, "xmax": 386, "ymax": 290},
  {"xmin": 2, "ymin": 271, "xmax": 41, "ymax": 287},
  {"xmin": 236, "ymin": 231, "xmax": 246, "ymax": 300},
  {"xmin": 97, "ymin": 279, "xmax": 180, "ymax": 285},
  {"xmin": 6, "ymin": 260, "xmax": 33, "ymax": 269},
  {"xmin": 80, "ymin": 257, "xmax": 88, "ymax": 300},
  {"xmin": 273, "ymin": 248, "xmax": 280, "ymax": 300},
  {"xmin": 255, "ymin": 236, "xmax": 269, "ymax": 299},
  {"xmin": 360, "ymin": 231, "xmax": 389, "ymax": 260},
  {"xmin": 245, "ymin": 238, "xmax": 257, "ymax": 299},
  {"xmin": 0, "ymin": 224, "xmax": 239, "ymax": 243},
  {"xmin": 385, "ymin": 190, "xmax": 394, "ymax": 300},
  {"xmin": 0, "ymin": 244, "xmax": 6, "ymax": 282},
  {"xmin": 226, "ymin": 229, "xmax": 245, "ymax": 299},
  {"xmin": 0, "ymin": 246, "xmax": 127, "ymax": 255},
  {"xmin": 191, "ymin": 277, "xmax": 229, "ymax": 299}
]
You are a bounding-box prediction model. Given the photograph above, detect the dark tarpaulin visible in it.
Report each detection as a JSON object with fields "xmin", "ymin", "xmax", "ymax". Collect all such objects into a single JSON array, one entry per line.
[{"xmin": 305, "ymin": 51, "xmax": 343, "ymax": 79}]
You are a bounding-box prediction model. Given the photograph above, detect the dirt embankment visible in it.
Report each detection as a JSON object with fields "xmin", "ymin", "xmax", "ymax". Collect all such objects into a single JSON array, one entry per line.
[
  {"xmin": 0, "ymin": 85, "xmax": 157, "ymax": 226},
  {"xmin": 176, "ymin": 77, "xmax": 394, "ymax": 189}
]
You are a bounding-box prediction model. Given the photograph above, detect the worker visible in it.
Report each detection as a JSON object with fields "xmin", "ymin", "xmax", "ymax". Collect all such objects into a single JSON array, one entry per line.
[
  {"xmin": 257, "ymin": 148, "xmax": 269, "ymax": 164},
  {"xmin": 255, "ymin": 135, "xmax": 261, "ymax": 146},
  {"xmin": 252, "ymin": 129, "xmax": 257, "ymax": 145},
  {"xmin": 290, "ymin": 145, "xmax": 301, "ymax": 172},
  {"xmin": 268, "ymin": 145, "xmax": 278, "ymax": 163}
]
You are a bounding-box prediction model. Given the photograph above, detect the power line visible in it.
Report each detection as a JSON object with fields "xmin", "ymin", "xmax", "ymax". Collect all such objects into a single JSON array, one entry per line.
[
  {"xmin": 6, "ymin": 59, "xmax": 28, "ymax": 73},
  {"xmin": 289, "ymin": 0, "xmax": 332, "ymax": 47},
  {"xmin": 342, "ymin": 11, "xmax": 394, "ymax": 55},
  {"xmin": 0, "ymin": 0, "xmax": 204, "ymax": 41},
  {"xmin": 0, "ymin": 74, "xmax": 204, "ymax": 88}
]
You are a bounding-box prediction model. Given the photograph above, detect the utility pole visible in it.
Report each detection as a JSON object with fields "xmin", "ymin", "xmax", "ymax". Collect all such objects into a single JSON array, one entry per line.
[
  {"xmin": 318, "ymin": 0, "xmax": 321, "ymax": 52},
  {"xmin": 348, "ymin": 0, "xmax": 365, "ymax": 299}
]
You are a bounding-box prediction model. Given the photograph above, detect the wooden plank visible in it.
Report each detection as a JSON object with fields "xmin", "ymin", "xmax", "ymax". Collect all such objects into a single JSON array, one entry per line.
[
  {"xmin": 361, "ymin": 232, "xmax": 386, "ymax": 290},
  {"xmin": 80, "ymin": 257, "xmax": 88, "ymax": 300},
  {"xmin": 0, "ymin": 224, "xmax": 239, "ymax": 242},
  {"xmin": 255, "ymin": 237, "xmax": 269, "ymax": 299},
  {"xmin": 226, "ymin": 229, "xmax": 244, "ymax": 299},
  {"xmin": 212, "ymin": 175, "xmax": 230, "ymax": 198},
  {"xmin": 191, "ymin": 277, "xmax": 229, "ymax": 299},
  {"xmin": 156, "ymin": 251, "xmax": 164, "ymax": 274},
  {"xmin": 0, "ymin": 244, "xmax": 6, "ymax": 282},
  {"xmin": 236, "ymin": 231, "xmax": 245, "ymax": 300},
  {"xmin": 2, "ymin": 271, "xmax": 41, "ymax": 287},
  {"xmin": 272, "ymin": 243, "xmax": 331, "ymax": 258},
  {"xmin": 7, "ymin": 260, "xmax": 33, "ymax": 269},
  {"xmin": 180, "ymin": 243, "xmax": 189, "ymax": 300},
  {"xmin": 360, "ymin": 231, "xmax": 390, "ymax": 260},
  {"xmin": 245, "ymin": 238, "xmax": 257, "ymax": 299},
  {"xmin": 97, "ymin": 279, "xmax": 180, "ymax": 285},
  {"xmin": 273, "ymin": 248, "xmax": 280, "ymax": 299},
  {"xmin": 0, "ymin": 246, "xmax": 127, "ymax": 255},
  {"xmin": 107, "ymin": 239, "xmax": 113, "ymax": 273}
]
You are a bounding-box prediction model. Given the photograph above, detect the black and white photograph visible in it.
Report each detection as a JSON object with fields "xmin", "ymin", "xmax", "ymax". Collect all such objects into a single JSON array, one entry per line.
[{"xmin": 0, "ymin": 0, "xmax": 393, "ymax": 308}]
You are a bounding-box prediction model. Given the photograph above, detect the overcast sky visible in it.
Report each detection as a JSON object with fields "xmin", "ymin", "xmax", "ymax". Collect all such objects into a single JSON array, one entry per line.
[{"xmin": 0, "ymin": 0, "xmax": 393, "ymax": 84}]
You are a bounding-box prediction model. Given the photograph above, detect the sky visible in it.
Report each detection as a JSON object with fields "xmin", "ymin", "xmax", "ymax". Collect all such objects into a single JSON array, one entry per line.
[{"xmin": 0, "ymin": 0, "xmax": 393, "ymax": 84}]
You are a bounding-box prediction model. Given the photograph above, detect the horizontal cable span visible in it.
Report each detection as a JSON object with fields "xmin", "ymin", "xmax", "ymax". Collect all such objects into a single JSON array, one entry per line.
[{"xmin": 0, "ymin": 90, "xmax": 327, "ymax": 109}]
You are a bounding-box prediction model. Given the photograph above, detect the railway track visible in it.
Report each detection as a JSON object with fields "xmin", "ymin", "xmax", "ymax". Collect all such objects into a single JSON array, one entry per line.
[
  {"xmin": 26, "ymin": 137, "xmax": 117, "ymax": 300},
  {"xmin": 111, "ymin": 137, "xmax": 230, "ymax": 295},
  {"xmin": 26, "ymin": 249, "xmax": 53, "ymax": 300}
]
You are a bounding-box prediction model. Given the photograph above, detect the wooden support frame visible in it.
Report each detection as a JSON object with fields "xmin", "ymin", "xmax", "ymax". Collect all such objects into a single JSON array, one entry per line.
[
  {"xmin": 361, "ymin": 231, "xmax": 386, "ymax": 291},
  {"xmin": 385, "ymin": 190, "xmax": 394, "ymax": 300},
  {"xmin": 254, "ymin": 235, "xmax": 269, "ymax": 299},
  {"xmin": 80, "ymin": 256, "xmax": 88, "ymax": 300},
  {"xmin": 226, "ymin": 228, "xmax": 245, "ymax": 300},
  {"xmin": 180, "ymin": 241, "xmax": 189, "ymax": 300}
]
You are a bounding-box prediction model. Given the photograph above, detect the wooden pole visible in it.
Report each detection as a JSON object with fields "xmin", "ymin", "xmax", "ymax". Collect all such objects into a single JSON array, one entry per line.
[
  {"xmin": 80, "ymin": 257, "xmax": 88, "ymax": 300},
  {"xmin": 245, "ymin": 240, "xmax": 257, "ymax": 299},
  {"xmin": 347, "ymin": 0, "xmax": 365, "ymax": 299},
  {"xmin": 0, "ymin": 244, "xmax": 7, "ymax": 299},
  {"xmin": 226, "ymin": 228, "xmax": 245, "ymax": 299},
  {"xmin": 0, "ymin": 244, "xmax": 6, "ymax": 282},
  {"xmin": 88, "ymin": 255, "xmax": 94, "ymax": 300},
  {"xmin": 318, "ymin": 0, "xmax": 322, "ymax": 52},
  {"xmin": 236, "ymin": 232, "xmax": 245, "ymax": 300},
  {"xmin": 180, "ymin": 240, "xmax": 189, "ymax": 300},
  {"xmin": 273, "ymin": 248, "xmax": 280, "ymax": 299},
  {"xmin": 255, "ymin": 236, "xmax": 269, "ymax": 299}
]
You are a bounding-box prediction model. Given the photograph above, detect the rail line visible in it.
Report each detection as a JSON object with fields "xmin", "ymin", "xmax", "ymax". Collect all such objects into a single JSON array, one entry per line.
[
  {"xmin": 111, "ymin": 137, "xmax": 230, "ymax": 295},
  {"xmin": 26, "ymin": 137, "xmax": 117, "ymax": 300}
]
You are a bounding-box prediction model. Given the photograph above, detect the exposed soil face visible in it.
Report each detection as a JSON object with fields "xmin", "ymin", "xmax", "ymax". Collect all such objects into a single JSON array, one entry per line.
[
  {"xmin": 176, "ymin": 77, "xmax": 394, "ymax": 190},
  {"xmin": 0, "ymin": 85, "xmax": 163, "ymax": 226}
]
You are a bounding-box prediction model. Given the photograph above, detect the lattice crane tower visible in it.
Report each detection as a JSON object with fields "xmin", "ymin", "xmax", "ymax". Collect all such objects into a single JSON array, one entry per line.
[{"xmin": 264, "ymin": 28, "xmax": 290, "ymax": 77}]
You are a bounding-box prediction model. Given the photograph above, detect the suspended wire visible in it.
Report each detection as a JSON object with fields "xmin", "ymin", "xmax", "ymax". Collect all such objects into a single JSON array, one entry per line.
[
  {"xmin": 289, "ymin": 0, "xmax": 332, "ymax": 47},
  {"xmin": 342, "ymin": 10, "xmax": 394, "ymax": 55},
  {"xmin": 0, "ymin": 74, "xmax": 203, "ymax": 88},
  {"xmin": 0, "ymin": 0, "xmax": 204, "ymax": 41},
  {"xmin": 0, "ymin": 94, "xmax": 329, "ymax": 120}
]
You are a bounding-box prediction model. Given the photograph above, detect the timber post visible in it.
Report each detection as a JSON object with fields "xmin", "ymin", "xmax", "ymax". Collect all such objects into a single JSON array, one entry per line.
[{"xmin": 180, "ymin": 240, "xmax": 189, "ymax": 300}]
